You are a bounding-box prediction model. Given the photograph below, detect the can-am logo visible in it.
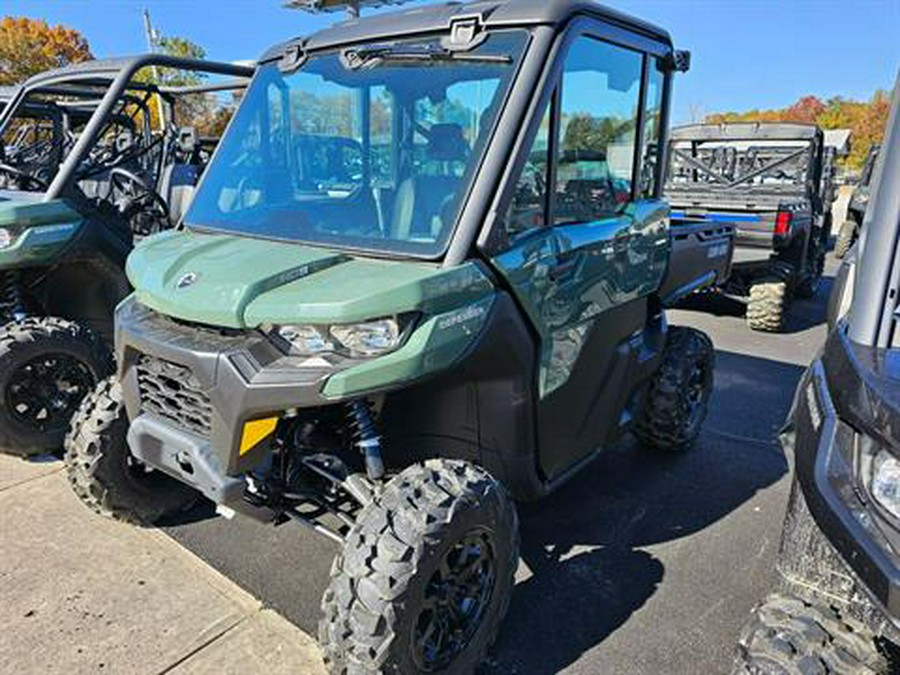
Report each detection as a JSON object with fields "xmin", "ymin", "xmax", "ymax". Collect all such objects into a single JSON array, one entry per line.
[{"xmin": 176, "ymin": 272, "xmax": 198, "ymax": 289}]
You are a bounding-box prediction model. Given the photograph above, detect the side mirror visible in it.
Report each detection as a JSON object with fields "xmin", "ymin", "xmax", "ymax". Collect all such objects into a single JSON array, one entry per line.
[{"xmin": 665, "ymin": 50, "xmax": 691, "ymax": 73}]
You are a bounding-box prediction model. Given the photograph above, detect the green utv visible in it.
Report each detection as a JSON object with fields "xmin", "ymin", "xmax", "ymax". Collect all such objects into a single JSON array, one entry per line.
[
  {"xmin": 65, "ymin": 1, "xmax": 732, "ymax": 671},
  {"xmin": 0, "ymin": 55, "xmax": 252, "ymax": 455}
]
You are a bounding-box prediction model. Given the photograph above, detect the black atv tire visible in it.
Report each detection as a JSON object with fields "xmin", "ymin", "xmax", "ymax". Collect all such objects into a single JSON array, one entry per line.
[
  {"xmin": 795, "ymin": 247, "xmax": 826, "ymax": 300},
  {"xmin": 732, "ymin": 593, "xmax": 888, "ymax": 675},
  {"xmin": 747, "ymin": 281, "xmax": 789, "ymax": 332},
  {"xmin": 64, "ymin": 376, "xmax": 197, "ymax": 525},
  {"xmin": 0, "ymin": 317, "xmax": 113, "ymax": 456},
  {"xmin": 633, "ymin": 326, "xmax": 714, "ymax": 452},
  {"xmin": 319, "ymin": 459, "xmax": 519, "ymax": 674},
  {"xmin": 834, "ymin": 220, "xmax": 858, "ymax": 260}
]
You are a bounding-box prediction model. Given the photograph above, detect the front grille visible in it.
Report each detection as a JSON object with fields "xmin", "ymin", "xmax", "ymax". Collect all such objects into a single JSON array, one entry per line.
[{"xmin": 136, "ymin": 355, "xmax": 213, "ymax": 437}]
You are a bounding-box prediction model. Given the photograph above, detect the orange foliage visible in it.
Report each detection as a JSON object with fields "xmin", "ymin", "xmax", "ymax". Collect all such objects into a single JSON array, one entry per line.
[
  {"xmin": 706, "ymin": 91, "xmax": 890, "ymax": 169},
  {"xmin": 0, "ymin": 16, "xmax": 92, "ymax": 86}
]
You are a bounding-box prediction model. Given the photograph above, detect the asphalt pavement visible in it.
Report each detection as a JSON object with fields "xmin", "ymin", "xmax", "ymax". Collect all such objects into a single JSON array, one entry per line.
[{"xmin": 162, "ymin": 260, "xmax": 835, "ymax": 674}]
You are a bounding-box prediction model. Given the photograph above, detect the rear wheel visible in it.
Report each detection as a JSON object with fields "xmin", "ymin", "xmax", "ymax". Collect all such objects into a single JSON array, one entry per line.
[
  {"xmin": 747, "ymin": 280, "xmax": 788, "ymax": 332},
  {"xmin": 834, "ymin": 220, "xmax": 858, "ymax": 260},
  {"xmin": 732, "ymin": 593, "xmax": 888, "ymax": 674},
  {"xmin": 319, "ymin": 459, "xmax": 519, "ymax": 674},
  {"xmin": 634, "ymin": 326, "xmax": 714, "ymax": 452},
  {"xmin": 0, "ymin": 317, "xmax": 112, "ymax": 456},
  {"xmin": 64, "ymin": 376, "xmax": 198, "ymax": 524}
]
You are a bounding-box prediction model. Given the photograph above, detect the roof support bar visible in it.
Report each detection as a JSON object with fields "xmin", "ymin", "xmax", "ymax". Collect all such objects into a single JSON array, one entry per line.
[{"xmin": 848, "ymin": 73, "xmax": 900, "ymax": 347}]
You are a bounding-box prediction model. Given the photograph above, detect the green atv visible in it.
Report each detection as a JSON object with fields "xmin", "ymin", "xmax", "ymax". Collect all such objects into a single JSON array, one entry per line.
[
  {"xmin": 65, "ymin": 1, "xmax": 731, "ymax": 671},
  {"xmin": 0, "ymin": 55, "xmax": 252, "ymax": 455}
]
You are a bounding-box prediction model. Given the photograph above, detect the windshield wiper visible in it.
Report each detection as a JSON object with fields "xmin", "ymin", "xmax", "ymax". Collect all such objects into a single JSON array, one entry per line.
[{"xmin": 340, "ymin": 47, "xmax": 510, "ymax": 71}]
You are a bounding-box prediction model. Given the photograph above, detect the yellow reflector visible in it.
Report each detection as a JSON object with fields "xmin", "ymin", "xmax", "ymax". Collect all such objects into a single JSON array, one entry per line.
[{"xmin": 239, "ymin": 417, "xmax": 279, "ymax": 456}]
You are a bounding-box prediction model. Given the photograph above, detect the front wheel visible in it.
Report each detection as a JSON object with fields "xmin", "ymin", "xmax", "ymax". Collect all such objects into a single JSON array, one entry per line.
[
  {"xmin": 0, "ymin": 317, "xmax": 112, "ymax": 456},
  {"xmin": 634, "ymin": 326, "xmax": 714, "ymax": 452},
  {"xmin": 319, "ymin": 459, "xmax": 519, "ymax": 674},
  {"xmin": 64, "ymin": 377, "xmax": 198, "ymax": 525},
  {"xmin": 732, "ymin": 594, "xmax": 888, "ymax": 674}
]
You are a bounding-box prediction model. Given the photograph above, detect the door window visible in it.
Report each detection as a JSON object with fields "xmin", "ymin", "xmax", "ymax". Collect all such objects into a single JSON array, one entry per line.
[
  {"xmin": 639, "ymin": 58, "xmax": 665, "ymax": 197},
  {"xmin": 555, "ymin": 36, "xmax": 643, "ymax": 224},
  {"xmin": 505, "ymin": 103, "xmax": 552, "ymax": 240}
]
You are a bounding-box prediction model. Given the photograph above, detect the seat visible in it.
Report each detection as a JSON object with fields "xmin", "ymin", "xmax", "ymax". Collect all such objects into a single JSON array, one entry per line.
[
  {"xmin": 390, "ymin": 123, "xmax": 470, "ymax": 241},
  {"xmin": 158, "ymin": 127, "xmax": 202, "ymax": 222}
]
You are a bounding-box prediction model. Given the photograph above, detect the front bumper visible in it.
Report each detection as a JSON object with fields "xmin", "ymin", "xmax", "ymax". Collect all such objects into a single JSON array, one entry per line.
[
  {"xmin": 790, "ymin": 333, "xmax": 900, "ymax": 625},
  {"xmin": 116, "ymin": 298, "xmax": 360, "ymax": 505},
  {"xmin": 115, "ymin": 293, "xmax": 496, "ymax": 507}
]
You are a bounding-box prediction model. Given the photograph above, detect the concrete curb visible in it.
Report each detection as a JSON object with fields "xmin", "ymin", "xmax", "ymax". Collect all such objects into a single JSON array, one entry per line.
[{"xmin": 0, "ymin": 454, "xmax": 325, "ymax": 675}]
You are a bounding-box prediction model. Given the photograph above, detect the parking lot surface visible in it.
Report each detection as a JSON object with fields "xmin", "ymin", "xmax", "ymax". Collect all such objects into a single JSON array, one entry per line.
[{"xmin": 163, "ymin": 261, "xmax": 835, "ymax": 674}]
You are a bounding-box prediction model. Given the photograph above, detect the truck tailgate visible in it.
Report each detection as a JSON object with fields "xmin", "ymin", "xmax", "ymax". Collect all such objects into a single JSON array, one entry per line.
[{"xmin": 659, "ymin": 218, "xmax": 734, "ymax": 306}]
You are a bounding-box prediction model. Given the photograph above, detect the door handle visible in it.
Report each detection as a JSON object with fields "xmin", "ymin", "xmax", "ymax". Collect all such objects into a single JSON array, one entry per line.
[{"xmin": 548, "ymin": 257, "xmax": 577, "ymax": 281}]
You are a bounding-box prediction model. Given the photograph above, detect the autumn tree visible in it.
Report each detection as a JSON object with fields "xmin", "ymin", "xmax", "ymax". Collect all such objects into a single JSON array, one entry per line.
[
  {"xmin": 0, "ymin": 16, "xmax": 92, "ymax": 85},
  {"xmin": 134, "ymin": 32, "xmax": 240, "ymax": 137},
  {"xmin": 706, "ymin": 91, "xmax": 890, "ymax": 170}
]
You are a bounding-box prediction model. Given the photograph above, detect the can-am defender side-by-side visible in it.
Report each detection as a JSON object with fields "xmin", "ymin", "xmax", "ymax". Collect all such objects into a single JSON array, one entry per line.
[
  {"xmin": 836, "ymin": 144, "xmax": 881, "ymax": 259},
  {"xmin": 0, "ymin": 55, "xmax": 252, "ymax": 455},
  {"xmin": 665, "ymin": 123, "xmax": 836, "ymax": 332},
  {"xmin": 64, "ymin": 2, "xmax": 732, "ymax": 670},
  {"xmin": 732, "ymin": 78, "xmax": 900, "ymax": 675}
]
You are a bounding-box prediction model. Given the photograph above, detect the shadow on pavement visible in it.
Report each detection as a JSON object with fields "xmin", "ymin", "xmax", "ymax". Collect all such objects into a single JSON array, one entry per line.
[{"xmin": 486, "ymin": 348, "xmax": 805, "ymax": 674}]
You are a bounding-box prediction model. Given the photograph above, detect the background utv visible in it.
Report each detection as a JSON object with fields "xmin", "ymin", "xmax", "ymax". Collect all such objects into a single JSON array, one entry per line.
[
  {"xmin": 64, "ymin": 1, "xmax": 731, "ymax": 671},
  {"xmin": 0, "ymin": 56, "xmax": 251, "ymax": 455},
  {"xmin": 733, "ymin": 76, "xmax": 900, "ymax": 675},
  {"xmin": 665, "ymin": 122, "xmax": 836, "ymax": 332}
]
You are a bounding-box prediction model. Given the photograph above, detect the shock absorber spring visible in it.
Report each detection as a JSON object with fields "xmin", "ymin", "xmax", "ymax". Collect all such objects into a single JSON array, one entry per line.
[
  {"xmin": 1, "ymin": 270, "xmax": 25, "ymax": 322},
  {"xmin": 346, "ymin": 399, "xmax": 385, "ymax": 481}
]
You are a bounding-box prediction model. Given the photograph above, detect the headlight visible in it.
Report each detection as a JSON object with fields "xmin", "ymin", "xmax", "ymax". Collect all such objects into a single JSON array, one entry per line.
[
  {"xmin": 276, "ymin": 325, "xmax": 333, "ymax": 354},
  {"xmin": 857, "ymin": 432, "xmax": 900, "ymax": 521},
  {"xmin": 0, "ymin": 228, "xmax": 14, "ymax": 249},
  {"xmin": 330, "ymin": 319, "xmax": 401, "ymax": 356},
  {"xmin": 870, "ymin": 449, "xmax": 900, "ymax": 520},
  {"xmin": 270, "ymin": 317, "xmax": 409, "ymax": 358}
]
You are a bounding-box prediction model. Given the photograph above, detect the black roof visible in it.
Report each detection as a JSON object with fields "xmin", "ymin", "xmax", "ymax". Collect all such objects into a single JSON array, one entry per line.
[
  {"xmin": 670, "ymin": 123, "xmax": 822, "ymax": 142},
  {"xmin": 262, "ymin": 0, "xmax": 672, "ymax": 61}
]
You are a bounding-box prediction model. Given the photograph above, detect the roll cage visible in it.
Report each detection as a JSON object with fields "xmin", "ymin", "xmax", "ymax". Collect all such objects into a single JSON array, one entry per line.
[
  {"xmin": 0, "ymin": 55, "xmax": 254, "ymax": 202},
  {"xmin": 665, "ymin": 123, "xmax": 825, "ymax": 198},
  {"xmin": 847, "ymin": 75, "xmax": 900, "ymax": 348}
]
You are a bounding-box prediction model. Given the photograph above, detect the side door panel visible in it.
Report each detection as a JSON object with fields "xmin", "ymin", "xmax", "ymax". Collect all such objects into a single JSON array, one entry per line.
[
  {"xmin": 486, "ymin": 27, "xmax": 674, "ymax": 481},
  {"xmin": 492, "ymin": 201, "xmax": 668, "ymax": 478}
]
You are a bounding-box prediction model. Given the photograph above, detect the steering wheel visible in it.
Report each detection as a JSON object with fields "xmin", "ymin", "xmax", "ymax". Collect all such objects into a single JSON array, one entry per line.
[
  {"xmin": 108, "ymin": 167, "xmax": 171, "ymax": 236},
  {"xmin": 0, "ymin": 164, "xmax": 48, "ymax": 191}
]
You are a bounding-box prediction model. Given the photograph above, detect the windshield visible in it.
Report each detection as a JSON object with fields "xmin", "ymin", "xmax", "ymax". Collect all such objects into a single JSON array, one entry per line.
[{"xmin": 184, "ymin": 30, "xmax": 528, "ymax": 257}]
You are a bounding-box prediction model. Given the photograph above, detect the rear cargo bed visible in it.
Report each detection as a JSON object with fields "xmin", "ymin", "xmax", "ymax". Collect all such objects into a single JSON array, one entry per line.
[{"xmin": 659, "ymin": 219, "xmax": 734, "ymax": 306}]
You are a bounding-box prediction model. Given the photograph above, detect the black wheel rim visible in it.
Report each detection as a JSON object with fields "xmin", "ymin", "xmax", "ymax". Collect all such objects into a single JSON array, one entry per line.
[
  {"xmin": 413, "ymin": 528, "xmax": 497, "ymax": 671},
  {"xmin": 6, "ymin": 353, "xmax": 95, "ymax": 433},
  {"xmin": 685, "ymin": 361, "xmax": 709, "ymax": 434}
]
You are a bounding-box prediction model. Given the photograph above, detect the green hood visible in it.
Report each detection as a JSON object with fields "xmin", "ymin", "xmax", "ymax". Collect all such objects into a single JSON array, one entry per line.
[{"xmin": 127, "ymin": 230, "xmax": 493, "ymax": 328}]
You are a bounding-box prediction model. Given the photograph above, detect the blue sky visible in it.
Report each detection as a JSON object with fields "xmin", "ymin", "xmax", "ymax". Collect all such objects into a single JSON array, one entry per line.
[{"xmin": 4, "ymin": 0, "xmax": 898, "ymax": 123}]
